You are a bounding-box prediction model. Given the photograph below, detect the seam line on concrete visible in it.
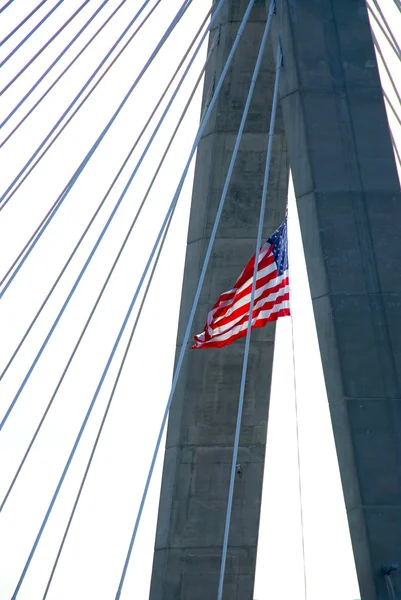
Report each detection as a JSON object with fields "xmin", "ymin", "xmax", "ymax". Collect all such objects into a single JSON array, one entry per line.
[
  {"xmin": 154, "ymin": 544, "xmax": 259, "ymax": 550},
  {"xmin": 187, "ymin": 235, "xmax": 283, "ymax": 245},
  {"xmin": 311, "ymin": 291, "xmax": 401, "ymax": 302},
  {"xmin": 166, "ymin": 442, "xmax": 268, "ymax": 448},
  {"xmin": 344, "ymin": 396, "xmax": 401, "ymax": 401},
  {"xmin": 292, "ymin": 188, "xmax": 398, "ymax": 201},
  {"xmin": 280, "ymin": 84, "xmax": 383, "ymax": 102}
]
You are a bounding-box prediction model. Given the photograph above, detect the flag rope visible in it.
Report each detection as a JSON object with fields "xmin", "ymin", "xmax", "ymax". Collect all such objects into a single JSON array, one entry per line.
[
  {"xmin": 217, "ymin": 26, "xmax": 280, "ymax": 600},
  {"xmin": 0, "ymin": 0, "xmax": 48, "ymax": 47},
  {"xmin": 0, "ymin": 0, "xmax": 155, "ymax": 208},
  {"xmin": 1, "ymin": 0, "xmax": 113, "ymax": 129},
  {"xmin": 0, "ymin": 0, "xmax": 65, "ymax": 68},
  {"xmin": 0, "ymin": 0, "xmax": 130, "ymax": 146},
  {"xmin": 0, "ymin": 3, "xmax": 215, "ymax": 382},
  {"xmin": 0, "ymin": 20, "xmax": 219, "ymax": 517},
  {"xmin": 1, "ymin": 0, "xmax": 93, "ymax": 95},
  {"xmin": 113, "ymin": 1, "xmax": 259, "ymax": 597},
  {"xmin": 0, "ymin": 0, "xmax": 202, "ymax": 434},
  {"xmin": 0, "ymin": 0, "xmax": 186, "ymax": 298}
]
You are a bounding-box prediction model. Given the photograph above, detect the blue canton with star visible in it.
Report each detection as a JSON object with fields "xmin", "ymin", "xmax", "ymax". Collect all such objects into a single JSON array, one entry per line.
[{"xmin": 266, "ymin": 218, "xmax": 288, "ymax": 276}]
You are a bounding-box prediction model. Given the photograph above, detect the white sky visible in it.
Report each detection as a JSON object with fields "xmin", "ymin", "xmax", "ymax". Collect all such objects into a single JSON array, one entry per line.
[{"xmin": 0, "ymin": 1, "xmax": 399, "ymax": 599}]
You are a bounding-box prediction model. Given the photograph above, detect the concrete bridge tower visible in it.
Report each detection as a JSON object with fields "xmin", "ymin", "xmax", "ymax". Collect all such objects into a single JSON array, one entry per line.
[{"xmin": 150, "ymin": 2, "xmax": 401, "ymax": 599}]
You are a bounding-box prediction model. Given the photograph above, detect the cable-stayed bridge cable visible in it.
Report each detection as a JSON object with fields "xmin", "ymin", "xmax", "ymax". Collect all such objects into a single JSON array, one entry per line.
[
  {"xmin": 0, "ymin": 0, "xmax": 15, "ymax": 14},
  {"xmin": 9, "ymin": 0, "xmax": 235, "ymax": 594},
  {"xmin": 2, "ymin": 0, "xmax": 106, "ymax": 96},
  {"xmin": 113, "ymin": 2, "xmax": 257, "ymax": 597},
  {"xmin": 0, "ymin": 0, "xmax": 65, "ymax": 68},
  {"xmin": 367, "ymin": 2, "xmax": 401, "ymax": 60},
  {"xmin": 0, "ymin": 7, "xmax": 216, "ymax": 383},
  {"xmin": 0, "ymin": 22, "xmax": 218, "ymax": 514},
  {"xmin": 41, "ymin": 221, "xmax": 172, "ymax": 599},
  {"xmin": 0, "ymin": 0, "xmax": 161, "ymax": 231},
  {"xmin": 0, "ymin": 0, "xmax": 201, "ymax": 435},
  {"xmin": 390, "ymin": 129, "xmax": 401, "ymax": 169},
  {"xmin": 384, "ymin": 88, "xmax": 401, "ymax": 128},
  {"xmin": 372, "ymin": 30, "xmax": 401, "ymax": 110},
  {"xmin": 370, "ymin": 0, "xmax": 401, "ymax": 58},
  {"xmin": 0, "ymin": 0, "xmax": 129, "ymax": 147},
  {"xmin": 0, "ymin": 0, "xmax": 155, "ymax": 207},
  {"xmin": 0, "ymin": 0, "xmax": 48, "ymax": 46},
  {"xmin": 0, "ymin": 5, "xmax": 161, "ymax": 223},
  {"xmin": 0, "ymin": 0, "xmax": 187, "ymax": 299},
  {"xmin": 40, "ymin": 64, "xmax": 214, "ymax": 596},
  {"xmin": 1, "ymin": 0, "xmax": 112, "ymax": 128}
]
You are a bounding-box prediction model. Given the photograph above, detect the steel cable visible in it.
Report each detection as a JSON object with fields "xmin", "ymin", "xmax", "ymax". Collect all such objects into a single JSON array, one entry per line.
[
  {"xmin": 0, "ymin": 23, "xmax": 217, "ymax": 525},
  {"xmin": 0, "ymin": 5, "xmax": 215, "ymax": 383},
  {"xmin": 113, "ymin": 1, "xmax": 257, "ymax": 596},
  {"xmin": 0, "ymin": 0, "xmax": 130, "ymax": 147},
  {"xmin": 0, "ymin": 0, "xmax": 16, "ymax": 14},
  {"xmin": 40, "ymin": 53, "xmax": 215, "ymax": 600},
  {"xmin": 1, "ymin": 0, "xmax": 112, "ymax": 129},
  {"xmin": 0, "ymin": 0, "xmax": 154, "ymax": 207},
  {"xmin": 370, "ymin": 0, "xmax": 401, "ymax": 58},
  {"xmin": 0, "ymin": 0, "xmax": 167, "ymax": 295},
  {"xmin": 0, "ymin": 0, "xmax": 48, "ymax": 47},
  {"xmin": 0, "ymin": 0, "xmax": 193, "ymax": 430},
  {"xmin": 8, "ymin": 1, "xmax": 203, "ymax": 593},
  {"xmin": 0, "ymin": 0, "xmax": 65, "ymax": 68}
]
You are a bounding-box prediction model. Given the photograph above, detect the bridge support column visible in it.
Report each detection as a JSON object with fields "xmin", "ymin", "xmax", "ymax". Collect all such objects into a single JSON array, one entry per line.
[{"xmin": 272, "ymin": 2, "xmax": 401, "ymax": 598}]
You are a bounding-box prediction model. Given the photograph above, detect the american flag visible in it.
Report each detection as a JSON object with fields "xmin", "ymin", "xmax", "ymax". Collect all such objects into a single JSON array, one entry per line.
[{"xmin": 192, "ymin": 219, "xmax": 290, "ymax": 349}]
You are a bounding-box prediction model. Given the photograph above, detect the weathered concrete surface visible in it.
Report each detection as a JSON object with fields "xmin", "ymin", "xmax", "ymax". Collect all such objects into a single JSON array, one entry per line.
[
  {"xmin": 271, "ymin": 2, "xmax": 401, "ymax": 599},
  {"xmin": 149, "ymin": 1, "xmax": 289, "ymax": 598}
]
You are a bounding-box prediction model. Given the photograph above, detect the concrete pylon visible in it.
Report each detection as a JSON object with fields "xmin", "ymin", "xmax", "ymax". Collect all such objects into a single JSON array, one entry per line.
[
  {"xmin": 271, "ymin": 1, "xmax": 401, "ymax": 599},
  {"xmin": 149, "ymin": 1, "xmax": 288, "ymax": 598},
  {"xmin": 150, "ymin": 1, "xmax": 401, "ymax": 599}
]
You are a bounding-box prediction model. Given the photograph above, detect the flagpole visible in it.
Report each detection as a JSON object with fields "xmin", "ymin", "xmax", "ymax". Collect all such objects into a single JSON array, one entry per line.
[{"xmin": 216, "ymin": 35, "xmax": 283, "ymax": 600}]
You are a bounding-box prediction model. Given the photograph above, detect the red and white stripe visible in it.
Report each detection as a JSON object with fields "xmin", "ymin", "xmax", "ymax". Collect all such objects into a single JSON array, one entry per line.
[{"xmin": 192, "ymin": 240, "xmax": 290, "ymax": 349}]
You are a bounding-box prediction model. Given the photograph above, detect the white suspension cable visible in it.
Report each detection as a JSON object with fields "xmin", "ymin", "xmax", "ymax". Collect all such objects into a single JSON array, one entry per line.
[
  {"xmin": 217, "ymin": 28, "xmax": 281, "ymax": 600},
  {"xmin": 390, "ymin": 128, "xmax": 401, "ymax": 171},
  {"xmin": 383, "ymin": 88, "xmax": 401, "ymax": 128},
  {"xmin": 369, "ymin": 0, "xmax": 401, "ymax": 59},
  {"xmin": 40, "ymin": 52, "xmax": 214, "ymax": 595},
  {"xmin": 382, "ymin": 89, "xmax": 401, "ymax": 170},
  {"xmin": 367, "ymin": 2, "xmax": 401, "ymax": 60},
  {"xmin": 372, "ymin": 31, "xmax": 401, "ymax": 174},
  {"xmin": 372, "ymin": 29, "xmax": 401, "ymax": 111}
]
